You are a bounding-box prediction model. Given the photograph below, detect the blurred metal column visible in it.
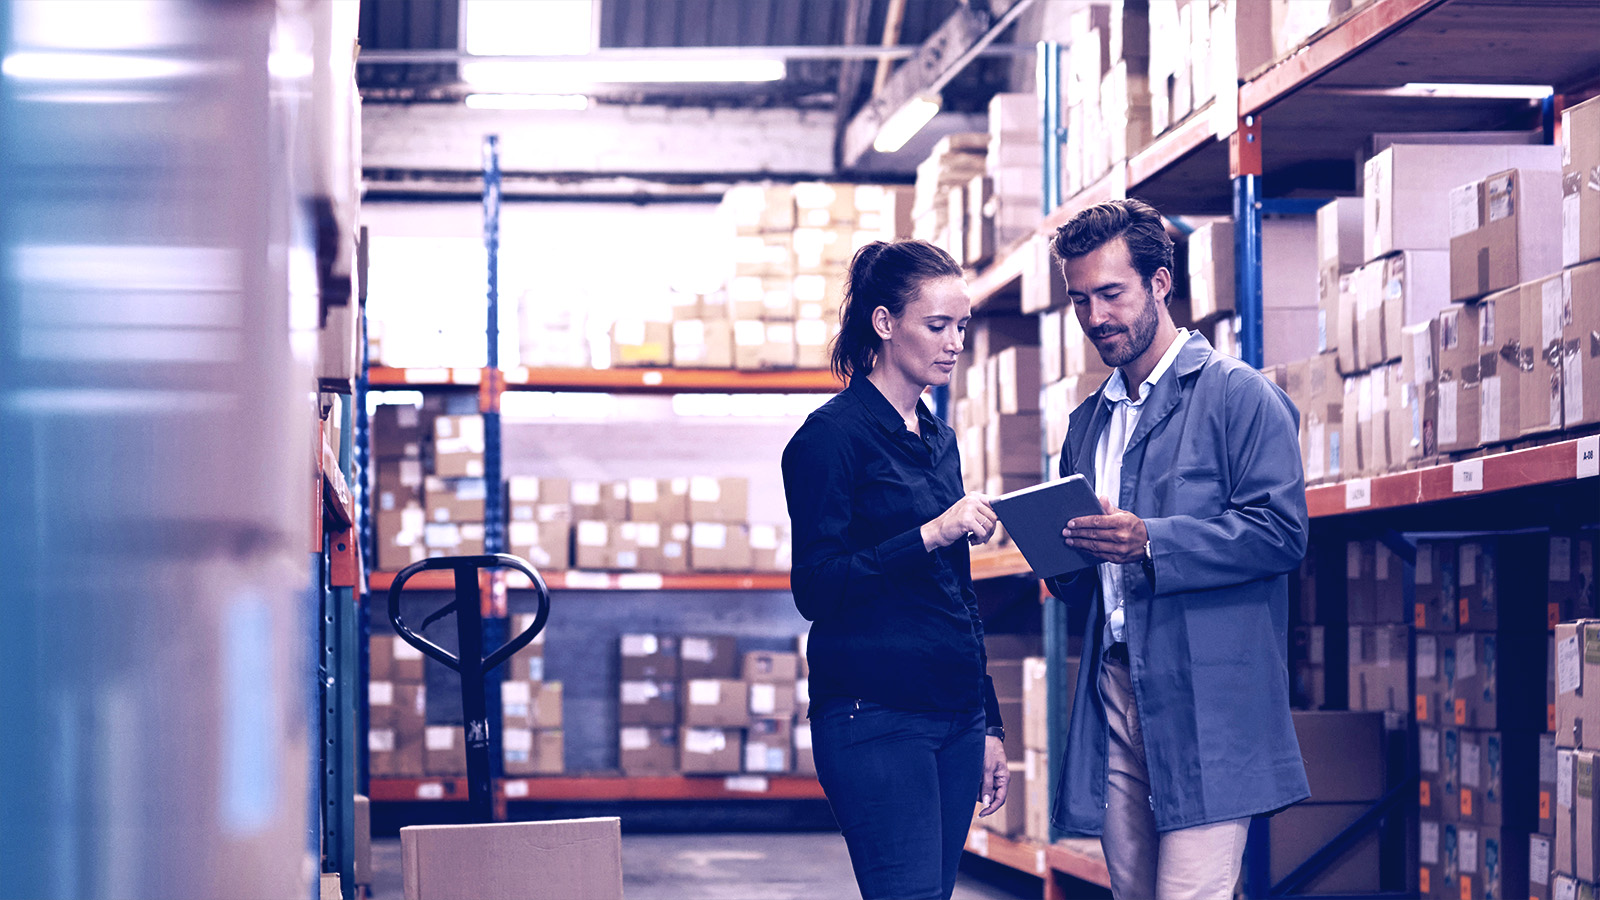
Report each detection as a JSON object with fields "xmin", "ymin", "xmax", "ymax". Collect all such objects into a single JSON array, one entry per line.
[{"xmin": 0, "ymin": 1, "xmax": 315, "ymax": 897}]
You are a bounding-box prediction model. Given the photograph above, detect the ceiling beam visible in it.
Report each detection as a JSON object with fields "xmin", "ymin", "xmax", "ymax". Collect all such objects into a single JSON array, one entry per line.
[{"xmin": 832, "ymin": 0, "xmax": 875, "ymax": 166}]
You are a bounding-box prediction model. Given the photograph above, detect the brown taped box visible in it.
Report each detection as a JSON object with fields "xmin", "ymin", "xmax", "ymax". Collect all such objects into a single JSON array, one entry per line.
[
  {"xmin": 1455, "ymin": 824, "xmax": 1531, "ymax": 900},
  {"xmin": 423, "ymin": 477, "xmax": 486, "ymax": 523},
  {"xmin": 794, "ymin": 722, "xmax": 816, "ymax": 777},
  {"xmin": 743, "ymin": 651, "xmax": 799, "ymax": 683},
  {"xmin": 503, "ymin": 614, "xmax": 546, "ymax": 683},
  {"xmin": 1531, "ymin": 834, "xmax": 1553, "ymax": 899},
  {"xmin": 1448, "ymin": 168, "xmax": 1564, "ymax": 302},
  {"xmin": 1458, "ymin": 536, "xmax": 1550, "ymax": 633},
  {"xmin": 679, "ymin": 727, "xmax": 743, "ymax": 774},
  {"xmin": 656, "ymin": 522, "xmax": 692, "ymax": 574},
  {"xmin": 573, "ymin": 520, "xmax": 612, "ymax": 570},
  {"xmin": 618, "ymin": 679, "xmax": 679, "ymax": 727},
  {"xmin": 746, "ymin": 681, "xmax": 796, "ymax": 720},
  {"xmin": 1348, "ymin": 625, "xmax": 1410, "ymax": 715},
  {"xmin": 744, "ymin": 717, "xmax": 793, "ymax": 773},
  {"xmin": 1419, "ymin": 727, "xmax": 1458, "ymax": 824},
  {"xmin": 369, "ymin": 727, "xmax": 425, "ymax": 778},
  {"xmin": 1382, "ymin": 251, "xmax": 1452, "ymax": 369},
  {"xmin": 1023, "ymin": 748, "xmax": 1051, "ymax": 843},
  {"xmin": 501, "ymin": 680, "xmax": 562, "ymax": 730},
  {"xmin": 373, "ymin": 634, "xmax": 425, "ymax": 683},
  {"xmin": 1476, "ymin": 287, "xmax": 1524, "ymax": 445},
  {"xmin": 400, "ymin": 818, "xmax": 623, "ymax": 900},
  {"xmin": 507, "ymin": 475, "xmax": 570, "ymax": 524},
  {"xmin": 355, "ymin": 794, "xmax": 371, "ymax": 887},
  {"xmin": 372, "ymin": 404, "xmax": 427, "ymax": 459},
  {"xmin": 1455, "ymin": 728, "xmax": 1540, "ymax": 829},
  {"xmin": 679, "ymin": 635, "xmax": 739, "ymax": 680},
  {"xmin": 1415, "ymin": 540, "xmax": 1461, "ymax": 634},
  {"xmin": 689, "ymin": 523, "xmax": 752, "ymax": 571},
  {"xmin": 612, "ymin": 320, "xmax": 673, "ymax": 367},
  {"xmin": 1556, "ymin": 749, "xmax": 1600, "ymax": 881},
  {"xmin": 1022, "ymin": 657, "xmax": 1051, "ymax": 752},
  {"xmin": 672, "ymin": 319, "xmax": 734, "ymax": 369},
  {"xmin": 619, "ymin": 726, "xmax": 679, "ymax": 775},
  {"xmin": 1567, "ymin": 96, "xmax": 1600, "ymax": 268},
  {"xmin": 749, "ymin": 523, "xmax": 790, "ymax": 573},
  {"xmin": 502, "ymin": 729, "xmax": 563, "ymax": 776},
  {"xmin": 1521, "ymin": 274, "xmax": 1568, "ymax": 437},
  {"xmin": 423, "ymin": 522, "xmax": 484, "ymax": 557},
  {"xmin": 1436, "ymin": 302, "xmax": 1483, "ymax": 454},
  {"xmin": 1556, "ymin": 621, "xmax": 1600, "ymax": 749},
  {"xmin": 688, "ymin": 477, "xmax": 749, "ymax": 522},
  {"xmin": 508, "ymin": 520, "xmax": 570, "ymax": 573},
  {"xmin": 375, "ymin": 458, "xmax": 424, "ymax": 508},
  {"xmin": 424, "ymin": 726, "xmax": 466, "ymax": 776},
  {"xmin": 683, "ymin": 679, "xmax": 748, "ymax": 728},
  {"xmin": 995, "ymin": 346, "xmax": 1042, "ymax": 414},
  {"xmin": 1551, "ymin": 533, "xmax": 1600, "ymax": 624},
  {"xmin": 985, "ymin": 413, "xmax": 1043, "ymax": 478},
  {"xmin": 1563, "ymin": 262, "xmax": 1600, "ymax": 430},
  {"xmin": 368, "ymin": 681, "xmax": 426, "ymax": 731}
]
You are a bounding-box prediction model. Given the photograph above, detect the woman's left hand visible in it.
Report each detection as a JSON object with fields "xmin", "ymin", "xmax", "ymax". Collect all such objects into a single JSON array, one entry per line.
[{"xmin": 977, "ymin": 735, "xmax": 1009, "ymax": 817}]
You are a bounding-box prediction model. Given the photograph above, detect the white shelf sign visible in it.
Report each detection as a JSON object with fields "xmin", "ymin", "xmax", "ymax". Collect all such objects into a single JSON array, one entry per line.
[
  {"xmin": 1579, "ymin": 436, "xmax": 1599, "ymax": 479},
  {"xmin": 723, "ymin": 776, "xmax": 769, "ymax": 794},
  {"xmin": 1344, "ymin": 479, "xmax": 1372, "ymax": 509},
  {"xmin": 416, "ymin": 782, "xmax": 445, "ymax": 800},
  {"xmin": 503, "ymin": 780, "xmax": 530, "ymax": 799},
  {"xmin": 1452, "ymin": 458, "xmax": 1484, "ymax": 493},
  {"xmin": 969, "ymin": 829, "xmax": 989, "ymax": 856}
]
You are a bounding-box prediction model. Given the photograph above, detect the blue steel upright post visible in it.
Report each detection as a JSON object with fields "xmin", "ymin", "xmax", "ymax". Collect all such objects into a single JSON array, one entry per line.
[
  {"xmin": 1037, "ymin": 38, "xmax": 1072, "ymax": 847},
  {"xmin": 1232, "ymin": 114, "xmax": 1265, "ymax": 371},
  {"xmin": 480, "ymin": 135, "xmax": 509, "ymax": 797}
]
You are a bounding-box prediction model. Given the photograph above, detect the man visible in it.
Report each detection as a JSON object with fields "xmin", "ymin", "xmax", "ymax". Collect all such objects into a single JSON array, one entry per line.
[{"xmin": 1044, "ymin": 199, "xmax": 1309, "ymax": 899}]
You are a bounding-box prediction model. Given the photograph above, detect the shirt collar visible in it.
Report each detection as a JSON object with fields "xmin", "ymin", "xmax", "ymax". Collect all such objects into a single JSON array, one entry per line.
[
  {"xmin": 1102, "ymin": 327, "xmax": 1192, "ymax": 406},
  {"xmin": 849, "ymin": 373, "xmax": 943, "ymax": 437}
]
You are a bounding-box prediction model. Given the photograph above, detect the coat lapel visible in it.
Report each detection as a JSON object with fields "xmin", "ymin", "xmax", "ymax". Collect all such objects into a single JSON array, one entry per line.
[
  {"xmin": 1072, "ymin": 393, "xmax": 1111, "ymax": 487},
  {"xmin": 1123, "ymin": 332, "xmax": 1212, "ymax": 454}
]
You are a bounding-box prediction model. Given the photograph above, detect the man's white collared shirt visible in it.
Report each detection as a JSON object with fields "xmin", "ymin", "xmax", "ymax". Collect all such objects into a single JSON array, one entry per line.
[{"xmin": 1095, "ymin": 328, "xmax": 1190, "ymax": 647}]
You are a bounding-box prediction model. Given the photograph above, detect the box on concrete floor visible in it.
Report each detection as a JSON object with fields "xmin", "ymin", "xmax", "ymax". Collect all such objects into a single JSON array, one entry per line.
[
  {"xmin": 354, "ymin": 794, "xmax": 372, "ymax": 887},
  {"xmin": 400, "ymin": 817, "xmax": 623, "ymax": 900},
  {"xmin": 680, "ymin": 727, "xmax": 743, "ymax": 774},
  {"xmin": 619, "ymin": 726, "xmax": 678, "ymax": 775}
]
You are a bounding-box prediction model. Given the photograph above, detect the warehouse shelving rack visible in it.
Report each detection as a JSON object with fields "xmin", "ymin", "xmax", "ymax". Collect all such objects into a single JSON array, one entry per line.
[{"xmin": 958, "ymin": 1, "xmax": 1600, "ymax": 897}]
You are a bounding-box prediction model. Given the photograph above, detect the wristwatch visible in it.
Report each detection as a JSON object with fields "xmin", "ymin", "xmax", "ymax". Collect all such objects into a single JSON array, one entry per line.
[
  {"xmin": 1144, "ymin": 540, "xmax": 1153, "ymax": 561},
  {"xmin": 985, "ymin": 726, "xmax": 1005, "ymax": 742}
]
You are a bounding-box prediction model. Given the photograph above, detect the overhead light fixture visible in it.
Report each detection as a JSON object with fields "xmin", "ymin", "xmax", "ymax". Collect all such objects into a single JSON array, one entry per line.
[
  {"xmin": 461, "ymin": 58, "xmax": 784, "ymax": 92},
  {"xmin": 1, "ymin": 51, "xmax": 203, "ymax": 82},
  {"xmin": 1400, "ymin": 82, "xmax": 1554, "ymax": 100},
  {"xmin": 465, "ymin": 93, "xmax": 590, "ymax": 111},
  {"xmin": 873, "ymin": 93, "xmax": 942, "ymax": 153}
]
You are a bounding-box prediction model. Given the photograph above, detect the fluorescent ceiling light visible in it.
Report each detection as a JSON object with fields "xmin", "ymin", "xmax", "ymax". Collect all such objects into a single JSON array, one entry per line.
[
  {"xmin": 1401, "ymin": 82, "xmax": 1554, "ymax": 99},
  {"xmin": 873, "ymin": 93, "xmax": 941, "ymax": 153},
  {"xmin": 2, "ymin": 51, "xmax": 202, "ymax": 81},
  {"xmin": 466, "ymin": 93, "xmax": 590, "ymax": 111},
  {"xmin": 467, "ymin": 0, "xmax": 593, "ymax": 57},
  {"xmin": 462, "ymin": 58, "xmax": 785, "ymax": 91}
]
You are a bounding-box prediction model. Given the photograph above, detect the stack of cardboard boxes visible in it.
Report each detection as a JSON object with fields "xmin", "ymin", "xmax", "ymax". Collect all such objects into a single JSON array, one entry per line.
[
  {"xmin": 1546, "ymin": 532, "xmax": 1600, "ymax": 897},
  {"xmin": 617, "ymin": 634, "xmax": 813, "ymax": 777},
  {"xmin": 501, "ymin": 613, "xmax": 564, "ymax": 775},
  {"xmin": 951, "ymin": 318, "xmax": 1049, "ymax": 522},
  {"xmin": 372, "ymin": 405, "xmax": 488, "ymax": 571},
  {"xmin": 913, "ymin": 134, "xmax": 989, "ymax": 264},
  {"xmin": 1345, "ymin": 540, "xmax": 1411, "ymax": 720},
  {"xmin": 1061, "ymin": 3, "xmax": 1150, "ymax": 197},
  {"xmin": 368, "ymin": 634, "xmax": 441, "ymax": 777},
  {"xmin": 1415, "ymin": 535, "xmax": 1552, "ymax": 899},
  {"xmin": 986, "ymin": 93, "xmax": 1044, "ymax": 256}
]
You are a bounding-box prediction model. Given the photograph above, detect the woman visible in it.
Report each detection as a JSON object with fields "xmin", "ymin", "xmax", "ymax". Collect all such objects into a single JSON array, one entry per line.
[{"xmin": 781, "ymin": 240, "xmax": 1009, "ymax": 900}]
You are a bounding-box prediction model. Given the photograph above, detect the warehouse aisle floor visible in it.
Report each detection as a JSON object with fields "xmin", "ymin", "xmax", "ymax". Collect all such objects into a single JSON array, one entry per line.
[{"xmin": 369, "ymin": 831, "xmax": 1038, "ymax": 899}]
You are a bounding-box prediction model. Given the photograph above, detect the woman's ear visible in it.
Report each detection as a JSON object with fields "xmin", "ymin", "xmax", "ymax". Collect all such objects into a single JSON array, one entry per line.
[{"xmin": 871, "ymin": 305, "xmax": 893, "ymax": 341}]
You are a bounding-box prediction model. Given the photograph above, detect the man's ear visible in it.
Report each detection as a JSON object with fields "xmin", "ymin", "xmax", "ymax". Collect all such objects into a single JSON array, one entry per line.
[
  {"xmin": 872, "ymin": 305, "xmax": 893, "ymax": 341},
  {"xmin": 1151, "ymin": 266, "xmax": 1173, "ymax": 305}
]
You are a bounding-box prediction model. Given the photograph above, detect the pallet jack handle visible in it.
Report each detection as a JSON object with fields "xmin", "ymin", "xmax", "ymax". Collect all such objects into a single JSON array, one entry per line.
[{"xmin": 387, "ymin": 554, "xmax": 551, "ymax": 822}]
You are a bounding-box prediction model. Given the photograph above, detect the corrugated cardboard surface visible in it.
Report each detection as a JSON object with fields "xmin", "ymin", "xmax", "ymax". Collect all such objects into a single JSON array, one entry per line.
[{"xmin": 401, "ymin": 817, "xmax": 623, "ymax": 900}]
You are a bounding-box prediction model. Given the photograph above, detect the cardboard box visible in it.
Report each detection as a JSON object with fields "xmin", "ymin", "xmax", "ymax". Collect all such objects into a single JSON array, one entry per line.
[
  {"xmin": 1293, "ymin": 711, "xmax": 1385, "ymax": 803},
  {"xmin": 424, "ymin": 725, "xmax": 466, "ymax": 776},
  {"xmin": 675, "ymin": 635, "xmax": 738, "ymax": 680},
  {"xmin": 1419, "ymin": 727, "xmax": 1456, "ymax": 823},
  {"xmin": 399, "ymin": 818, "xmax": 623, "ymax": 900},
  {"xmin": 1437, "ymin": 302, "xmax": 1483, "ymax": 454},
  {"xmin": 994, "ymin": 346, "xmax": 1042, "ymax": 414},
  {"xmin": 1552, "ymin": 533, "xmax": 1600, "ymax": 624},
  {"xmin": 747, "ymin": 680, "xmax": 796, "ymax": 719},
  {"xmin": 1564, "ymin": 262, "xmax": 1600, "ymax": 429},
  {"xmin": 376, "ymin": 459, "xmax": 425, "ymax": 511},
  {"xmin": 502, "ymin": 729, "xmax": 563, "ymax": 776},
  {"xmin": 743, "ymin": 651, "xmax": 799, "ymax": 683},
  {"xmin": 1566, "ymin": 96, "xmax": 1600, "ymax": 267},
  {"xmin": 1349, "ymin": 625, "xmax": 1410, "ymax": 714},
  {"xmin": 1547, "ymin": 734, "xmax": 1562, "ymax": 837},
  {"xmin": 1475, "ymin": 287, "xmax": 1524, "ymax": 445},
  {"xmin": 687, "ymin": 476, "xmax": 748, "ymax": 523},
  {"xmin": 373, "ymin": 403, "xmax": 427, "ymax": 459},
  {"xmin": 369, "ymin": 681, "xmax": 427, "ymax": 730},
  {"xmin": 1188, "ymin": 220, "xmax": 1234, "ymax": 320},
  {"xmin": 573, "ymin": 520, "xmax": 611, "ymax": 570},
  {"xmin": 509, "ymin": 520, "xmax": 570, "ymax": 572},
  {"xmin": 1456, "ymin": 728, "xmax": 1540, "ymax": 828},
  {"xmin": 744, "ymin": 717, "xmax": 793, "ymax": 773},
  {"xmin": 1362, "ymin": 143, "xmax": 1561, "ymax": 263},
  {"xmin": 1023, "ymin": 748, "xmax": 1051, "ymax": 843},
  {"xmin": 501, "ymin": 680, "xmax": 561, "ymax": 730},
  {"xmin": 354, "ymin": 794, "xmax": 371, "ymax": 887},
  {"xmin": 619, "ymin": 726, "xmax": 679, "ymax": 775},
  {"xmin": 1522, "ymin": 274, "xmax": 1568, "ymax": 436},
  {"xmin": 1380, "ymin": 251, "xmax": 1452, "ymax": 368},
  {"xmin": 1449, "ymin": 168, "xmax": 1565, "ymax": 301},
  {"xmin": 373, "ymin": 633, "xmax": 426, "ymax": 682},
  {"xmin": 1023, "ymin": 657, "xmax": 1050, "ymax": 752},
  {"xmin": 1557, "ymin": 622, "xmax": 1600, "ymax": 749},
  {"xmin": 612, "ymin": 320, "xmax": 672, "ymax": 367},
  {"xmin": 672, "ymin": 319, "xmax": 734, "ymax": 368},
  {"xmin": 683, "ymin": 678, "xmax": 748, "ymax": 728},
  {"xmin": 1318, "ymin": 197, "xmax": 1366, "ymax": 275},
  {"xmin": 794, "ymin": 722, "xmax": 815, "ymax": 776},
  {"xmin": 502, "ymin": 614, "xmax": 546, "ymax": 682},
  {"xmin": 424, "ymin": 477, "xmax": 487, "ymax": 524},
  {"xmin": 369, "ymin": 726, "xmax": 425, "ymax": 778},
  {"xmin": 689, "ymin": 523, "xmax": 752, "ymax": 571},
  {"xmin": 749, "ymin": 523, "xmax": 790, "ymax": 573},
  {"xmin": 984, "ymin": 413, "xmax": 1043, "ymax": 478},
  {"xmin": 618, "ymin": 679, "xmax": 678, "ymax": 727},
  {"xmin": 507, "ymin": 476, "xmax": 571, "ymax": 524},
  {"xmin": 679, "ymin": 727, "xmax": 743, "ymax": 774}
]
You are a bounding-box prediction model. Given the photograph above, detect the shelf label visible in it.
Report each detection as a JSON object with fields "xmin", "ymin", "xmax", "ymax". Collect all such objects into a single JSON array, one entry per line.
[
  {"xmin": 642, "ymin": 371, "xmax": 665, "ymax": 386},
  {"xmin": 405, "ymin": 367, "xmax": 450, "ymax": 384},
  {"xmin": 969, "ymin": 829, "xmax": 989, "ymax": 856},
  {"xmin": 1452, "ymin": 459, "xmax": 1484, "ymax": 493},
  {"xmin": 416, "ymin": 782, "xmax": 445, "ymax": 800},
  {"xmin": 451, "ymin": 368, "xmax": 480, "ymax": 385},
  {"xmin": 1344, "ymin": 479, "xmax": 1372, "ymax": 509},
  {"xmin": 1035, "ymin": 849, "xmax": 1047, "ymax": 875},
  {"xmin": 617, "ymin": 573, "xmax": 666, "ymax": 591},
  {"xmin": 564, "ymin": 571, "xmax": 612, "ymax": 590},
  {"xmin": 1579, "ymin": 436, "xmax": 1599, "ymax": 479},
  {"xmin": 503, "ymin": 780, "xmax": 530, "ymax": 799},
  {"xmin": 723, "ymin": 776, "xmax": 769, "ymax": 794}
]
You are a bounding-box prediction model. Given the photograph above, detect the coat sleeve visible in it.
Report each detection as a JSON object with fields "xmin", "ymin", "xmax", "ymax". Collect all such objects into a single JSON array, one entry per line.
[
  {"xmin": 782, "ymin": 417, "xmax": 930, "ymax": 622},
  {"xmin": 1141, "ymin": 371, "xmax": 1308, "ymax": 594}
]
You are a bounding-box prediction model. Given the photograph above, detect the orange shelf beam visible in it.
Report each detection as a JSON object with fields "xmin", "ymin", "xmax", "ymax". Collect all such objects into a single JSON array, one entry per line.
[
  {"xmin": 368, "ymin": 366, "xmax": 844, "ymax": 394},
  {"xmin": 1305, "ymin": 436, "xmax": 1598, "ymax": 517},
  {"xmin": 963, "ymin": 829, "xmax": 1111, "ymax": 889},
  {"xmin": 1125, "ymin": 102, "xmax": 1218, "ymax": 190},
  {"xmin": 1046, "ymin": 838, "xmax": 1112, "ymax": 888},
  {"xmin": 370, "ymin": 569, "xmax": 790, "ymax": 593},
  {"xmin": 495, "ymin": 774, "xmax": 824, "ymax": 802},
  {"xmin": 968, "ymin": 237, "xmax": 1033, "ymax": 313},
  {"xmin": 367, "ymin": 777, "xmax": 472, "ymax": 802}
]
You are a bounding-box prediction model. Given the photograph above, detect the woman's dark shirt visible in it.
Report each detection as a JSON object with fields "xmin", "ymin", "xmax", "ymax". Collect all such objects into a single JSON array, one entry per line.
[{"xmin": 781, "ymin": 376, "xmax": 1002, "ymax": 727}]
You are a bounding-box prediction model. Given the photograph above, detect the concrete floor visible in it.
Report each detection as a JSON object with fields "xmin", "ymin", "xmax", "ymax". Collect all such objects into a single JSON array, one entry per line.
[{"xmin": 369, "ymin": 831, "xmax": 1038, "ymax": 899}]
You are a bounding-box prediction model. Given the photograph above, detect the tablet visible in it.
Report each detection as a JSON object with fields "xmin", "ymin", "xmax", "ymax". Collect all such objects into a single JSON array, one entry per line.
[{"xmin": 989, "ymin": 474, "xmax": 1106, "ymax": 579}]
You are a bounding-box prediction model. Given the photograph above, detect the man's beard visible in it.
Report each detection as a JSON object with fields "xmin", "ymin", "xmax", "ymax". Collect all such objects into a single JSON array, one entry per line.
[{"xmin": 1089, "ymin": 285, "xmax": 1160, "ymax": 369}]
